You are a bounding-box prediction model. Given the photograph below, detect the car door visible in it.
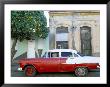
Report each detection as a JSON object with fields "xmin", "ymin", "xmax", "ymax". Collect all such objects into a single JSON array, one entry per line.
[
  {"xmin": 42, "ymin": 52, "xmax": 60, "ymax": 72},
  {"xmin": 60, "ymin": 52, "xmax": 75, "ymax": 72}
]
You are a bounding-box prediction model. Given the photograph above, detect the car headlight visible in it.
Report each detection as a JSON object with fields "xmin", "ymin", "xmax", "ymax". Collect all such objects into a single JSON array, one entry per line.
[{"xmin": 17, "ymin": 67, "xmax": 23, "ymax": 71}]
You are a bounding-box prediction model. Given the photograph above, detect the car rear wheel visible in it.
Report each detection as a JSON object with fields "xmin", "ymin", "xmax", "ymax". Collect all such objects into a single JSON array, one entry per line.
[
  {"xmin": 24, "ymin": 65, "xmax": 37, "ymax": 77},
  {"xmin": 75, "ymin": 67, "xmax": 88, "ymax": 77}
]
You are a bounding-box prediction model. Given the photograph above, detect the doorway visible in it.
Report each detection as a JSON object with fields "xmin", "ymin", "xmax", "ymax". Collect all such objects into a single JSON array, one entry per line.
[{"xmin": 80, "ymin": 26, "xmax": 92, "ymax": 56}]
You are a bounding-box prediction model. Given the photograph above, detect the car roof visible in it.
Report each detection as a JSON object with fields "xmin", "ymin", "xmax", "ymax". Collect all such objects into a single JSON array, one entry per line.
[{"xmin": 48, "ymin": 49, "xmax": 77, "ymax": 53}]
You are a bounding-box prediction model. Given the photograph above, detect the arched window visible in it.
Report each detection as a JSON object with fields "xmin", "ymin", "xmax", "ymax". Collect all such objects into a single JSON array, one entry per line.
[{"xmin": 56, "ymin": 26, "xmax": 68, "ymax": 49}]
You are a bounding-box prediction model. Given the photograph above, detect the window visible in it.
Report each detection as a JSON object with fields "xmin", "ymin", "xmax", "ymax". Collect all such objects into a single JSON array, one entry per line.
[
  {"xmin": 56, "ymin": 26, "xmax": 69, "ymax": 49},
  {"xmin": 77, "ymin": 52, "xmax": 83, "ymax": 57},
  {"xmin": 51, "ymin": 52, "xmax": 59, "ymax": 57},
  {"xmin": 61, "ymin": 52, "xmax": 73, "ymax": 57},
  {"xmin": 56, "ymin": 41, "xmax": 68, "ymax": 49},
  {"xmin": 47, "ymin": 52, "xmax": 59, "ymax": 58},
  {"xmin": 56, "ymin": 26, "xmax": 68, "ymax": 33},
  {"xmin": 74, "ymin": 53, "xmax": 79, "ymax": 57}
]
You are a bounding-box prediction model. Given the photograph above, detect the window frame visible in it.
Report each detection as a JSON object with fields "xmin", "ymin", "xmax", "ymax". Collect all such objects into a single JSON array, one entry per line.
[
  {"xmin": 61, "ymin": 52, "xmax": 73, "ymax": 58},
  {"xmin": 47, "ymin": 52, "xmax": 60, "ymax": 58}
]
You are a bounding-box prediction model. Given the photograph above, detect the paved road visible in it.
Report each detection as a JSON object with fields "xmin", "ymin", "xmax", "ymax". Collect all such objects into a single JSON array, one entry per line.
[{"xmin": 11, "ymin": 63, "xmax": 100, "ymax": 77}]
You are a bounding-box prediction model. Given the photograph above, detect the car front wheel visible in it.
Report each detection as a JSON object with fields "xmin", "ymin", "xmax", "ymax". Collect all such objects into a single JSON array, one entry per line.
[
  {"xmin": 24, "ymin": 65, "xmax": 37, "ymax": 77},
  {"xmin": 75, "ymin": 67, "xmax": 88, "ymax": 77}
]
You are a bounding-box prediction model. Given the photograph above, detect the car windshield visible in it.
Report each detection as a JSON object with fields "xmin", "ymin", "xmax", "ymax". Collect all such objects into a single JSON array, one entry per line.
[{"xmin": 77, "ymin": 52, "xmax": 84, "ymax": 57}]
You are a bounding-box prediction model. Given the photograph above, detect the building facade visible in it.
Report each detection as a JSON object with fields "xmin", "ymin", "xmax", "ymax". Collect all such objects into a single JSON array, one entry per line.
[
  {"xmin": 49, "ymin": 11, "xmax": 100, "ymax": 56},
  {"xmin": 12, "ymin": 10, "xmax": 100, "ymax": 60}
]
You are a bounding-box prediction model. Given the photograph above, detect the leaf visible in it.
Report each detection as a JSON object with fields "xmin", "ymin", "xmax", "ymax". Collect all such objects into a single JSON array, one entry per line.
[{"xmin": 11, "ymin": 11, "xmax": 49, "ymax": 41}]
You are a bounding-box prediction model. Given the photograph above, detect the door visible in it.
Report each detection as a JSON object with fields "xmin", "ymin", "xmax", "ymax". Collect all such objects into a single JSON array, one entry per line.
[
  {"xmin": 41, "ymin": 52, "xmax": 60, "ymax": 72},
  {"xmin": 60, "ymin": 52, "xmax": 75, "ymax": 72},
  {"xmin": 80, "ymin": 26, "xmax": 92, "ymax": 56}
]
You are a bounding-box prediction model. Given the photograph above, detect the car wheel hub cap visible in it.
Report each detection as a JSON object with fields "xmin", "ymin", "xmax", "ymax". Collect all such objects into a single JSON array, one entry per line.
[
  {"xmin": 77, "ymin": 68, "xmax": 85, "ymax": 76},
  {"xmin": 26, "ymin": 68, "xmax": 34, "ymax": 76}
]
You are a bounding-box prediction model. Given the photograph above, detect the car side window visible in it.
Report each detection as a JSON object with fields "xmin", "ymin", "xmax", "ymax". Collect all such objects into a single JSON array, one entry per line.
[
  {"xmin": 61, "ymin": 52, "xmax": 73, "ymax": 57},
  {"xmin": 51, "ymin": 52, "xmax": 59, "ymax": 58}
]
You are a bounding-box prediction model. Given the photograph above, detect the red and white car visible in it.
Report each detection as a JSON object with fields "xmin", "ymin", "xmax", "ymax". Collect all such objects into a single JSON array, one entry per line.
[{"xmin": 18, "ymin": 49, "xmax": 100, "ymax": 77}]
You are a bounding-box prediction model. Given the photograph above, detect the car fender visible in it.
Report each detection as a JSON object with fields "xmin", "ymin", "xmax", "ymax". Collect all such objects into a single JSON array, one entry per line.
[{"xmin": 23, "ymin": 63, "xmax": 40, "ymax": 72}]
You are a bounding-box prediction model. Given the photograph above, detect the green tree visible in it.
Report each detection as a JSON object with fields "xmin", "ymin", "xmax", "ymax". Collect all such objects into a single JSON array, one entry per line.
[{"xmin": 11, "ymin": 11, "xmax": 49, "ymax": 61}]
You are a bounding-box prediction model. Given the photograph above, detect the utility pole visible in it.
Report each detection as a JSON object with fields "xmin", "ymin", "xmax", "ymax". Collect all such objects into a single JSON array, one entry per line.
[{"xmin": 72, "ymin": 11, "xmax": 76, "ymax": 50}]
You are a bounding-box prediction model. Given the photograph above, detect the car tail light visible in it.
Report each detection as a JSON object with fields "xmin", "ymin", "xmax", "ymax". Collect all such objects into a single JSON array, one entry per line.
[{"xmin": 97, "ymin": 63, "xmax": 100, "ymax": 68}]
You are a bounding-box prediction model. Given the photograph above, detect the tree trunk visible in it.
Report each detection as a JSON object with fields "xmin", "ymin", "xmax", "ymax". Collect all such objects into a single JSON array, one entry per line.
[
  {"xmin": 27, "ymin": 40, "xmax": 35, "ymax": 58},
  {"xmin": 38, "ymin": 39, "xmax": 44, "ymax": 57},
  {"xmin": 11, "ymin": 39, "xmax": 17, "ymax": 62}
]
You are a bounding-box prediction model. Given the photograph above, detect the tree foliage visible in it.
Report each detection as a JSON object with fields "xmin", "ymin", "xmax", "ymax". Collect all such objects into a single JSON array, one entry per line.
[
  {"xmin": 11, "ymin": 11, "xmax": 49, "ymax": 61},
  {"xmin": 11, "ymin": 11, "xmax": 49, "ymax": 41}
]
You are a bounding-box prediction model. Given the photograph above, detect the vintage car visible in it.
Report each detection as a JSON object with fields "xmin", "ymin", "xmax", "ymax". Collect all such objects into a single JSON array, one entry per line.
[{"xmin": 17, "ymin": 49, "xmax": 100, "ymax": 77}]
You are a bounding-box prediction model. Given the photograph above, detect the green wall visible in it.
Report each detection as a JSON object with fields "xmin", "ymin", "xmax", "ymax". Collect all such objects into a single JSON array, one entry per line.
[{"xmin": 12, "ymin": 35, "xmax": 49, "ymax": 59}]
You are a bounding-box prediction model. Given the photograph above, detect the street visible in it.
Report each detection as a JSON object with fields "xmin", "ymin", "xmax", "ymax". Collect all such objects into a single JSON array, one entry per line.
[{"xmin": 11, "ymin": 63, "xmax": 100, "ymax": 77}]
